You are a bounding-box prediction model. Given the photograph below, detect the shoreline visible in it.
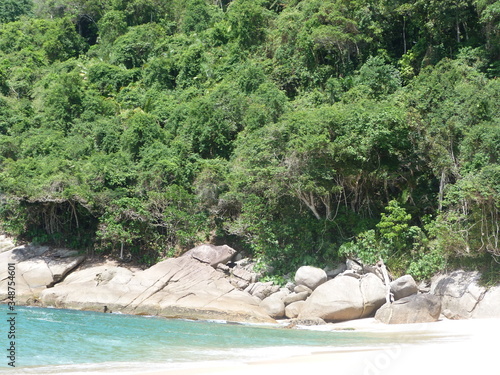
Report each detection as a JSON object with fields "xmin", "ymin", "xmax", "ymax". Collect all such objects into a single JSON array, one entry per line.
[
  {"xmin": 2, "ymin": 306, "xmax": 498, "ymax": 375},
  {"xmin": 132, "ymin": 317, "xmax": 500, "ymax": 375}
]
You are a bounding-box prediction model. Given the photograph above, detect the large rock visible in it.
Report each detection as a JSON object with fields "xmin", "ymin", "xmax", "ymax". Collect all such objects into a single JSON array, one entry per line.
[
  {"xmin": 295, "ymin": 266, "xmax": 327, "ymax": 290},
  {"xmin": 40, "ymin": 256, "xmax": 275, "ymax": 323},
  {"xmin": 431, "ymin": 271, "xmax": 487, "ymax": 319},
  {"xmin": 260, "ymin": 295, "xmax": 285, "ymax": 319},
  {"xmin": 0, "ymin": 244, "xmax": 49, "ymax": 264},
  {"xmin": 473, "ymin": 286, "xmax": 500, "ymax": 318},
  {"xmin": 298, "ymin": 274, "xmax": 386, "ymax": 322},
  {"xmin": 390, "ymin": 275, "xmax": 418, "ymax": 300},
  {"xmin": 181, "ymin": 244, "xmax": 236, "ymax": 268},
  {"xmin": 375, "ymin": 294, "xmax": 441, "ymax": 324},
  {"xmin": 0, "ymin": 245, "xmax": 85, "ymax": 303},
  {"xmin": 285, "ymin": 301, "xmax": 305, "ymax": 319}
]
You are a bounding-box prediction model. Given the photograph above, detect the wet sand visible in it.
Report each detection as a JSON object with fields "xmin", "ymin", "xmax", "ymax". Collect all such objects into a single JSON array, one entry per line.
[{"xmin": 134, "ymin": 317, "xmax": 499, "ymax": 375}]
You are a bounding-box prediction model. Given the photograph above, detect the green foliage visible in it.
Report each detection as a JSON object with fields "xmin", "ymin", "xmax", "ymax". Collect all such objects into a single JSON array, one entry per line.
[
  {"xmin": 0, "ymin": 0, "xmax": 32, "ymax": 23},
  {"xmin": 0, "ymin": 0, "xmax": 498, "ymax": 275},
  {"xmin": 108, "ymin": 23, "xmax": 164, "ymax": 68},
  {"xmin": 339, "ymin": 201, "xmax": 444, "ymax": 279},
  {"xmin": 354, "ymin": 56, "xmax": 402, "ymax": 98},
  {"xmin": 226, "ymin": 0, "xmax": 271, "ymax": 48},
  {"xmin": 181, "ymin": 0, "xmax": 217, "ymax": 34}
]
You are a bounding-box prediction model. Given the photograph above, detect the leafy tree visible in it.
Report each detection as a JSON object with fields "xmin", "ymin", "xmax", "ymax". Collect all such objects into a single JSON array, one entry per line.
[
  {"xmin": 0, "ymin": 0, "xmax": 33, "ymax": 23},
  {"xmin": 108, "ymin": 23, "xmax": 164, "ymax": 68},
  {"xmin": 226, "ymin": 0, "xmax": 271, "ymax": 48},
  {"xmin": 181, "ymin": 0, "xmax": 218, "ymax": 34},
  {"xmin": 121, "ymin": 111, "xmax": 164, "ymax": 159},
  {"xmin": 33, "ymin": 69, "xmax": 85, "ymax": 132},
  {"xmin": 354, "ymin": 56, "xmax": 402, "ymax": 98}
]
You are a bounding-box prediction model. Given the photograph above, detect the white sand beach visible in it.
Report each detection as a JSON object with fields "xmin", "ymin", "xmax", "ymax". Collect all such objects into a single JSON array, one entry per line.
[{"xmin": 135, "ymin": 317, "xmax": 500, "ymax": 375}]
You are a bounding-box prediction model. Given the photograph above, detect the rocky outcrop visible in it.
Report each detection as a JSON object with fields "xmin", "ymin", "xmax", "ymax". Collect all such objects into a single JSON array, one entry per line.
[
  {"xmin": 298, "ymin": 273, "xmax": 386, "ymax": 322},
  {"xmin": 431, "ymin": 271, "xmax": 487, "ymax": 319},
  {"xmin": 295, "ymin": 266, "xmax": 327, "ymax": 290},
  {"xmin": 391, "ymin": 275, "xmax": 418, "ymax": 301},
  {"xmin": 245, "ymin": 281, "xmax": 280, "ymax": 300},
  {"xmin": 40, "ymin": 256, "xmax": 274, "ymax": 323},
  {"xmin": 181, "ymin": 244, "xmax": 236, "ymax": 268},
  {"xmin": 3, "ymin": 239, "xmax": 499, "ymax": 324},
  {"xmin": 0, "ymin": 244, "xmax": 85, "ymax": 304},
  {"xmin": 473, "ymin": 286, "xmax": 500, "ymax": 318},
  {"xmin": 375, "ymin": 294, "xmax": 441, "ymax": 324}
]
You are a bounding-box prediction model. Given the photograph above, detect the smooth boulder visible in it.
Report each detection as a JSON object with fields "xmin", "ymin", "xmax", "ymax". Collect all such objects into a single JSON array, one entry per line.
[
  {"xmin": 295, "ymin": 266, "xmax": 327, "ymax": 290},
  {"xmin": 390, "ymin": 275, "xmax": 418, "ymax": 301},
  {"xmin": 375, "ymin": 294, "xmax": 441, "ymax": 324},
  {"xmin": 181, "ymin": 244, "xmax": 236, "ymax": 268},
  {"xmin": 298, "ymin": 274, "xmax": 386, "ymax": 322},
  {"xmin": 260, "ymin": 295, "xmax": 285, "ymax": 319}
]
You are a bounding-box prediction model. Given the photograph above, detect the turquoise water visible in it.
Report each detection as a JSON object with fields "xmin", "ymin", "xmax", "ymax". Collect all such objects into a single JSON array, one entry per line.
[{"xmin": 0, "ymin": 306, "xmax": 437, "ymax": 374}]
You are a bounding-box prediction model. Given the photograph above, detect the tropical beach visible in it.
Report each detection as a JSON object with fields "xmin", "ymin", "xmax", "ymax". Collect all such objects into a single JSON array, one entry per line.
[
  {"xmin": 1, "ymin": 0, "xmax": 500, "ymax": 373},
  {"xmin": 135, "ymin": 318, "xmax": 499, "ymax": 375},
  {"xmin": 1, "ymin": 304, "xmax": 498, "ymax": 375}
]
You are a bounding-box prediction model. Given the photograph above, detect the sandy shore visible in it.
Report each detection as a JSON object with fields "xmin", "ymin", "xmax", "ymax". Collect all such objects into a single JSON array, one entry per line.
[{"xmin": 134, "ymin": 317, "xmax": 500, "ymax": 375}]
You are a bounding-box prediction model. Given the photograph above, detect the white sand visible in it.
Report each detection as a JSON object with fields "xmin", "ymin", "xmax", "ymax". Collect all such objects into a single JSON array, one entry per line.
[{"xmin": 134, "ymin": 317, "xmax": 500, "ymax": 375}]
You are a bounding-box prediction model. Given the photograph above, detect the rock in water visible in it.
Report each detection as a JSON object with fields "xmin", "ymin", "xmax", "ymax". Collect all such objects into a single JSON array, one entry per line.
[
  {"xmin": 298, "ymin": 274, "xmax": 386, "ymax": 322},
  {"xmin": 294, "ymin": 266, "xmax": 327, "ymax": 290},
  {"xmin": 390, "ymin": 275, "xmax": 418, "ymax": 301},
  {"xmin": 375, "ymin": 294, "xmax": 442, "ymax": 324},
  {"xmin": 181, "ymin": 244, "xmax": 236, "ymax": 268}
]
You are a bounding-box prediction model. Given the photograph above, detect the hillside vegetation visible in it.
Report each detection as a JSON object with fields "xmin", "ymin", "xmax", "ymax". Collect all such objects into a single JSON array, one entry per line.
[{"xmin": 0, "ymin": 0, "xmax": 499, "ymax": 281}]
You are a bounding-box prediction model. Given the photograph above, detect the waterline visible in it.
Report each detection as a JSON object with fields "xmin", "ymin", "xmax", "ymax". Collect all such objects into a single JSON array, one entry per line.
[{"xmin": 0, "ymin": 306, "xmax": 465, "ymax": 374}]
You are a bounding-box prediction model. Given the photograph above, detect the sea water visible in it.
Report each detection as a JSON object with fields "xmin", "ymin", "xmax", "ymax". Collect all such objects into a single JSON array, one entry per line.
[{"xmin": 0, "ymin": 305, "xmax": 450, "ymax": 374}]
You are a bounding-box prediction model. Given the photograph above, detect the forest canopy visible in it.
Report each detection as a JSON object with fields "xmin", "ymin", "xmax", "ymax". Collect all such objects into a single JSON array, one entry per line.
[{"xmin": 0, "ymin": 0, "xmax": 499, "ymax": 281}]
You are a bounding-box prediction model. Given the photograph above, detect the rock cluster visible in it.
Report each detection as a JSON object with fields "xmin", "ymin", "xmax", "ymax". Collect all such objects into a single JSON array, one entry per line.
[
  {"xmin": 0, "ymin": 244, "xmax": 85, "ymax": 304},
  {"xmin": 1, "ymin": 238, "xmax": 499, "ymax": 325},
  {"xmin": 430, "ymin": 270, "xmax": 500, "ymax": 319}
]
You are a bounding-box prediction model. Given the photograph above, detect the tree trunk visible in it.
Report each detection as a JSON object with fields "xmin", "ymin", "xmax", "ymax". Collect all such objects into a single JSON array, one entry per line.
[
  {"xmin": 438, "ymin": 169, "xmax": 446, "ymax": 211},
  {"xmin": 403, "ymin": 17, "xmax": 407, "ymax": 54},
  {"xmin": 378, "ymin": 259, "xmax": 393, "ymax": 304}
]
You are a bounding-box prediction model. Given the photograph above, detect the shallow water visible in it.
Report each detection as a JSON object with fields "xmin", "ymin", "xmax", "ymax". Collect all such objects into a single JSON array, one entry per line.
[{"xmin": 0, "ymin": 306, "xmax": 456, "ymax": 374}]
